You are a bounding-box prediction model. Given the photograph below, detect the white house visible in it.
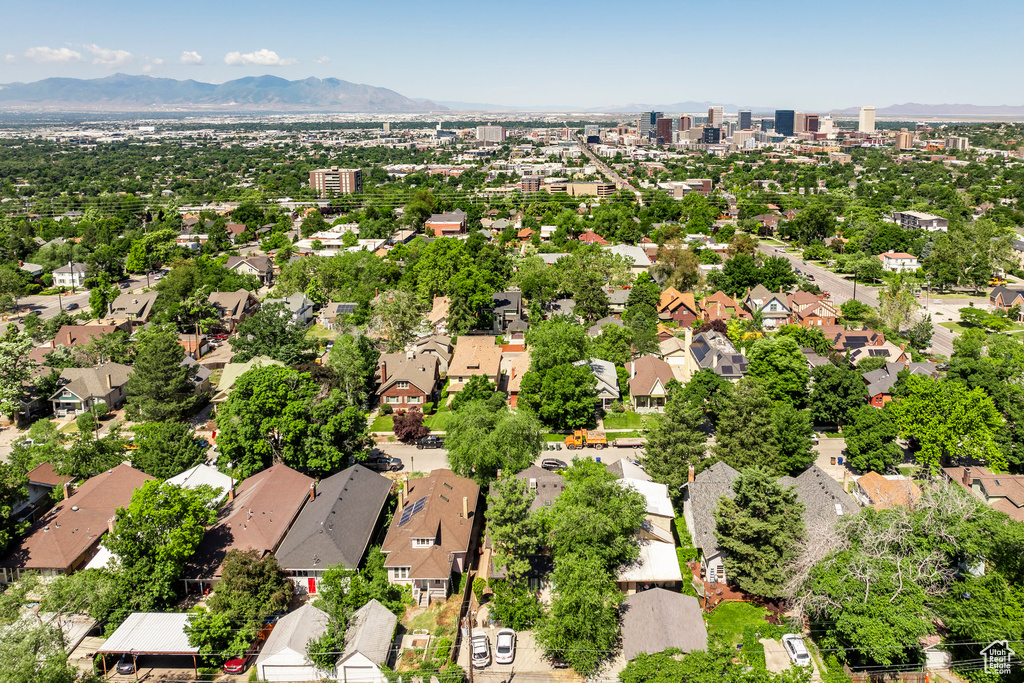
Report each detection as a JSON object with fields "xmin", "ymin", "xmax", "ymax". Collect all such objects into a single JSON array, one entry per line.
[
  {"xmin": 878, "ymin": 251, "xmax": 919, "ymax": 273},
  {"xmin": 603, "ymin": 244, "xmax": 652, "ymax": 275},
  {"xmin": 52, "ymin": 262, "xmax": 89, "ymax": 289}
]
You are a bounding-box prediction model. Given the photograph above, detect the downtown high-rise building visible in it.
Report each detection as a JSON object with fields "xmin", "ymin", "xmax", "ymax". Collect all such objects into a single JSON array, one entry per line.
[
  {"xmin": 678, "ymin": 115, "xmax": 692, "ymax": 132},
  {"xmin": 738, "ymin": 110, "xmax": 752, "ymax": 130},
  {"xmin": 656, "ymin": 117, "xmax": 673, "ymax": 144},
  {"xmin": 309, "ymin": 167, "xmax": 362, "ymax": 198},
  {"xmin": 476, "ymin": 125, "xmax": 506, "ymax": 143},
  {"xmin": 775, "ymin": 110, "xmax": 796, "ymax": 137},
  {"xmin": 639, "ymin": 111, "xmax": 662, "ymax": 139},
  {"xmin": 804, "ymin": 114, "xmax": 820, "ymax": 133},
  {"xmin": 859, "ymin": 106, "xmax": 876, "ymax": 133},
  {"xmin": 946, "ymin": 135, "xmax": 970, "ymax": 151},
  {"xmin": 708, "ymin": 106, "xmax": 724, "ymax": 127},
  {"xmin": 794, "ymin": 111, "xmax": 805, "ymax": 134}
]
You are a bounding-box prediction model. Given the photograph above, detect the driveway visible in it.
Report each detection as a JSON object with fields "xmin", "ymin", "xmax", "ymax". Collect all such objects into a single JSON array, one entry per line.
[
  {"xmin": 460, "ymin": 630, "xmax": 580, "ymax": 683},
  {"xmin": 762, "ymin": 638, "xmax": 821, "ymax": 681}
]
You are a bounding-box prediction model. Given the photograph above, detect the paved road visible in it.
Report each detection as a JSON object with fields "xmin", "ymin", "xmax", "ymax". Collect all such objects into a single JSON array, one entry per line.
[
  {"xmin": 12, "ymin": 272, "xmax": 154, "ymax": 322},
  {"xmin": 757, "ymin": 242, "xmax": 957, "ymax": 357},
  {"xmin": 575, "ymin": 134, "xmax": 637, "ymax": 192},
  {"xmin": 377, "ymin": 442, "xmax": 641, "ymax": 475}
]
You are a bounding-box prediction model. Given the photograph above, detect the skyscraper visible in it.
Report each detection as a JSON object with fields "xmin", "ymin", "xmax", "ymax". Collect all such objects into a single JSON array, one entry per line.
[
  {"xmin": 702, "ymin": 127, "xmax": 722, "ymax": 144},
  {"xmin": 804, "ymin": 114, "xmax": 819, "ymax": 133},
  {"xmin": 678, "ymin": 115, "xmax": 692, "ymax": 132},
  {"xmin": 708, "ymin": 106, "xmax": 724, "ymax": 127},
  {"xmin": 794, "ymin": 111, "xmax": 805, "ymax": 134},
  {"xmin": 775, "ymin": 110, "xmax": 796, "ymax": 137},
  {"xmin": 656, "ymin": 117, "xmax": 673, "ymax": 144},
  {"xmin": 859, "ymin": 106, "xmax": 876, "ymax": 133},
  {"xmin": 476, "ymin": 125, "xmax": 506, "ymax": 143},
  {"xmin": 738, "ymin": 110, "xmax": 752, "ymax": 130},
  {"xmin": 639, "ymin": 111, "xmax": 662, "ymax": 139}
]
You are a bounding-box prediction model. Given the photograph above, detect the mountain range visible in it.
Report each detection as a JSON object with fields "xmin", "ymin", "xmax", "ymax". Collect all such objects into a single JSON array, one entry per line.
[{"xmin": 0, "ymin": 74, "xmax": 447, "ymax": 113}]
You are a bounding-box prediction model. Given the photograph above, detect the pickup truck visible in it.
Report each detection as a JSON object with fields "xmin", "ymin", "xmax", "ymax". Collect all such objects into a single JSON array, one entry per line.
[{"xmin": 416, "ymin": 435, "xmax": 445, "ymax": 450}]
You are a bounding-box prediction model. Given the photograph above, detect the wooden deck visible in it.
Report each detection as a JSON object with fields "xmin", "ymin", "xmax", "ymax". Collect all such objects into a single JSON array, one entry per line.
[{"xmin": 688, "ymin": 562, "xmax": 751, "ymax": 611}]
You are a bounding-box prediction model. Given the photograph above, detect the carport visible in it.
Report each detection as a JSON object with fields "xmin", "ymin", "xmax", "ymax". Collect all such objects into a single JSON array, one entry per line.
[{"xmin": 96, "ymin": 612, "xmax": 200, "ymax": 679}]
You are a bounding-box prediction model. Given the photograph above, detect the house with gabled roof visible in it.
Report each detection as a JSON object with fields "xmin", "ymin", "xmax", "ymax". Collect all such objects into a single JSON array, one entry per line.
[
  {"xmin": 183, "ymin": 464, "xmax": 313, "ymax": 592},
  {"xmin": 106, "ymin": 291, "xmax": 159, "ymax": 328},
  {"xmin": 381, "ymin": 470, "xmax": 480, "ymax": 605},
  {"xmin": 49, "ymin": 363, "xmax": 133, "ymax": 417},
  {"xmin": 657, "ymin": 287, "xmax": 700, "ymax": 326},
  {"xmin": 0, "ymin": 463, "xmax": 154, "ymax": 584},
  {"xmin": 700, "ymin": 290, "xmax": 749, "ymax": 322},
  {"xmin": 863, "ymin": 360, "xmax": 935, "ymax": 407},
  {"xmin": 572, "ymin": 358, "xmax": 620, "ymax": 410},
  {"xmin": 787, "ymin": 291, "xmax": 837, "ymax": 327},
  {"xmin": 855, "ymin": 472, "xmax": 921, "ymax": 510},
  {"xmin": 743, "ymin": 284, "xmax": 790, "ymax": 328},
  {"xmin": 425, "ymin": 210, "xmax": 467, "ymax": 237},
  {"xmin": 426, "ymin": 296, "xmax": 450, "ymax": 335},
  {"xmin": 491, "ymin": 291, "xmax": 524, "ymax": 333},
  {"xmin": 411, "ymin": 335, "xmax": 454, "ymax": 374},
  {"xmin": 275, "ymin": 464, "xmax": 392, "ymax": 595},
  {"xmin": 991, "ymin": 287, "xmax": 1024, "ymax": 319},
  {"xmin": 624, "ymin": 355, "xmax": 674, "ymax": 412},
  {"xmin": 207, "ymin": 289, "xmax": 259, "ymax": 332},
  {"xmin": 377, "ymin": 352, "xmax": 440, "ymax": 410},
  {"xmin": 225, "ymin": 255, "xmax": 273, "ymax": 285},
  {"xmin": 578, "ymin": 230, "xmax": 609, "ymax": 245},
  {"xmin": 447, "ymin": 336, "xmax": 502, "ymax": 393},
  {"xmin": 685, "ymin": 330, "xmax": 748, "ymax": 382}
]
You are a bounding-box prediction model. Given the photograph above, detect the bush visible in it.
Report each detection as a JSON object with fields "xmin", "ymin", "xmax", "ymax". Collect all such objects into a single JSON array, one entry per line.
[
  {"xmin": 76, "ymin": 412, "xmax": 97, "ymax": 433},
  {"xmin": 472, "ymin": 577, "xmax": 486, "ymax": 603},
  {"xmin": 610, "ymin": 401, "xmax": 626, "ymax": 414},
  {"xmin": 24, "ymin": 283, "xmax": 42, "ymax": 295},
  {"xmin": 380, "ymin": 404, "xmax": 393, "ymax": 415},
  {"xmin": 393, "ymin": 408, "xmax": 429, "ymax": 443},
  {"xmin": 822, "ymin": 655, "xmax": 852, "ymax": 682},
  {"xmin": 91, "ymin": 401, "xmax": 110, "ymax": 419},
  {"xmin": 458, "ymin": 573, "xmax": 469, "ymax": 595},
  {"xmin": 488, "ymin": 579, "xmax": 544, "ymax": 630},
  {"xmin": 423, "ymin": 402, "xmax": 435, "ymax": 415},
  {"xmin": 432, "ymin": 637, "xmax": 452, "ymax": 663},
  {"xmin": 677, "ymin": 547, "xmax": 698, "ymax": 564}
]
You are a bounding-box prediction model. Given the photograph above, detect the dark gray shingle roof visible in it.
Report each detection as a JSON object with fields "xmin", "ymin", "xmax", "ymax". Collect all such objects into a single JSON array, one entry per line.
[{"xmin": 621, "ymin": 588, "xmax": 707, "ymax": 660}]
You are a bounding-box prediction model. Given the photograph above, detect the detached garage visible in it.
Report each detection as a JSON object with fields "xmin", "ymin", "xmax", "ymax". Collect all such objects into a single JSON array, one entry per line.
[{"xmin": 255, "ymin": 600, "xmax": 397, "ymax": 683}]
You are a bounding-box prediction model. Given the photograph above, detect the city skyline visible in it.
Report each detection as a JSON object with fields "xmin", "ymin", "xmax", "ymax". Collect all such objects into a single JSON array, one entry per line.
[{"xmin": 1, "ymin": 0, "xmax": 1022, "ymax": 110}]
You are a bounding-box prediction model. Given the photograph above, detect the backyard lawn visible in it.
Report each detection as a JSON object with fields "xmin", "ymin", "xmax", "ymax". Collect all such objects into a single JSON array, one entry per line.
[
  {"xmin": 602, "ymin": 413, "xmax": 654, "ymax": 430},
  {"xmin": 706, "ymin": 602, "xmax": 771, "ymax": 647}
]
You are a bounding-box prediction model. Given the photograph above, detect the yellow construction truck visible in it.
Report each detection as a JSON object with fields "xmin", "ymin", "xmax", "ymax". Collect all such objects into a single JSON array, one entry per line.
[{"xmin": 565, "ymin": 429, "xmax": 608, "ymax": 450}]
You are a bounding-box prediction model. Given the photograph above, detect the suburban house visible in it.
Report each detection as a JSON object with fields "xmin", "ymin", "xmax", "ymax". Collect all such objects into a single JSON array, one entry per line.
[
  {"xmin": 0, "ymin": 464, "xmax": 154, "ymax": 584},
  {"xmin": 603, "ymin": 287, "xmax": 631, "ymax": 314},
  {"xmin": 578, "ymin": 230, "xmax": 609, "ymax": 245},
  {"xmin": 743, "ymin": 285, "xmax": 790, "ymax": 328},
  {"xmin": 425, "ymin": 210, "xmax": 467, "ymax": 237},
  {"xmin": 943, "ymin": 466, "xmax": 1024, "ymax": 522},
  {"xmin": 863, "ymin": 361, "xmax": 936, "ymax": 407},
  {"xmin": 821, "ymin": 325, "xmax": 909, "ymax": 366},
  {"xmin": 183, "ymin": 464, "xmax": 314, "ymax": 592},
  {"xmin": 682, "ymin": 462, "xmax": 855, "ymax": 584},
  {"xmin": 878, "ymin": 251, "xmax": 920, "ymax": 273},
  {"xmin": 13, "ymin": 462, "xmax": 74, "ymax": 522},
  {"xmin": 49, "ymin": 363, "xmax": 133, "ymax": 417},
  {"xmin": 506, "ymin": 318, "xmax": 528, "ymax": 343},
  {"xmin": 225, "ymin": 255, "xmax": 273, "ymax": 285},
  {"xmin": 892, "ymin": 210, "xmax": 948, "ymax": 232},
  {"xmin": 659, "ymin": 334, "xmax": 691, "ymax": 382},
  {"xmin": 700, "ymin": 290, "xmax": 748, "ymax": 323},
  {"xmin": 611, "ymin": 464, "xmax": 682, "ymax": 594},
  {"xmin": 491, "ymin": 291, "xmax": 524, "ymax": 333},
  {"xmin": 426, "ymin": 296, "xmax": 450, "ymax": 335},
  {"xmin": 207, "ymin": 289, "xmax": 260, "ymax": 332},
  {"xmin": 588, "ymin": 315, "xmax": 624, "ymax": 337},
  {"xmin": 788, "ymin": 291, "xmax": 838, "ymax": 327},
  {"xmin": 411, "ymin": 335, "xmax": 454, "ymax": 374},
  {"xmin": 572, "ymin": 358, "xmax": 620, "ymax": 410},
  {"xmin": 377, "ymin": 352, "xmax": 441, "ymax": 409},
  {"xmin": 990, "ymin": 287, "xmax": 1024, "ymax": 318},
  {"xmin": 52, "ymin": 262, "xmax": 89, "ymax": 289},
  {"xmin": 275, "ymin": 465, "xmax": 393, "ymax": 595},
  {"xmin": 49, "ymin": 323, "xmax": 130, "ymax": 351},
  {"xmin": 166, "ymin": 464, "xmax": 233, "ymax": 500},
  {"xmin": 624, "ymin": 355, "xmax": 675, "ymax": 412},
  {"xmin": 501, "ymin": 349, "xmax": 531, "ymax": 409},
  {"xmin": 224, "ymin": 223, "xmax": 249, "ymax": 242},
  {"xmin": 319, "ymin": 302, "xmax": 358, "ymax": 330},
  {"xmin": 620, "ymin": 589, "xmax": 707, "ymax": 661},
  {"xmin": 657, "ymin": 287, "xmax": 700, "ymax": 326},
  {"xmin": 212, "ymin": 356, "xmax": 284, "ymax": 403},
  {"xmin": 447, "ymin": 336, "xmax": 502, "ymax": 393},
  {"xmin": 685, "ymin": 330, "xmax": 749, "ymax": 382},
  {"xmin": 265, "ymin": 293, "xmax": 316, "ymax": 326},
  {"xmin": 381, "ymin": 470, "xmax": 481, "ymax": 605},
  {"xmin": 855, "ymin": 472, "xmax": 922, "ymax": 510},
  {"xmin": 106, "ymin": 291, "xmax": 159, "ymax": 328},
  {"xmin": 605, "ymin": 244, "xmax": 652, "ymax": 274}
]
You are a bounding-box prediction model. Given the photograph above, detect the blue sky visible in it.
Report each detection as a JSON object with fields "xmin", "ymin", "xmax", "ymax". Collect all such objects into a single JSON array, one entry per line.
[{"xmin": 1, "ymin": 0, "xmax": 1022, "ymax": 109}]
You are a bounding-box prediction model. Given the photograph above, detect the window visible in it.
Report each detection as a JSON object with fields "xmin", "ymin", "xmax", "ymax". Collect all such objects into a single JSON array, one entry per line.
[
  {"xmin": 407, "ymin": 395, "xmax": 421, "ymax": 404},
  {"xmin": 397, "ymin": 381, "xmax": 409, "ymax": 389},
  {"xmin": 413, "ymin": 537, "xmax": 434, "ymax": 548},
  {"xmin": 394, "ymin": 567, "xmax": 409, "ymax": 580},
  {"xmin": 387, "ymin": 396, "xmax": 401, "ymax": 404}
]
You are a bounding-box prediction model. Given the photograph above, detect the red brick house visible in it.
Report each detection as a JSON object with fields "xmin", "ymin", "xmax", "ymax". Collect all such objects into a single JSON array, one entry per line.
[
  {"xmin": 425, "ymin": 210, "xmax": 467, "ymax": 237},
  {"xmin": 787, "ymin": 291, "xmax": 838, "ymax": 327},
  {"xmin": 377, "ymin": 352, "xmax": 441, "ymax": 409},
  {"xmin": 657, "ymin": 287, "xmax": 700, "ymax": 326},
  {"xmin": 578, "ymin": 230, "xmax": 610, "ymax": 245}
]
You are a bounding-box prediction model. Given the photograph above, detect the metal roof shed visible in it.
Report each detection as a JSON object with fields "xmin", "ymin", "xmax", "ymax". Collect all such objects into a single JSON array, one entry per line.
[{"xmin": 97, "ymin": 612, "xmax": 200, "ymax": 675}]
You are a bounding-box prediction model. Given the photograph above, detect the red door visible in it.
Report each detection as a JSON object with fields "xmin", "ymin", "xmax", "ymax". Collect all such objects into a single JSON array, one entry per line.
[{"xmin": 308, "ymin": 578, "xmax": 317, "ymax": 594}]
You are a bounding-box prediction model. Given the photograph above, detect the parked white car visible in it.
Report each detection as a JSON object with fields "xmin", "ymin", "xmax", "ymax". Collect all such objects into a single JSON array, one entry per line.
[
  {"xmin": 471, "ymin": 634, "xmax": 490, "ymax": 669},
  {"xmin": 494, "ymin": 628, "xmax": 516, "ymax": 665},
  {"xmin": 782, "ymin": 634, "xmax": 812, "ymax": 667}
]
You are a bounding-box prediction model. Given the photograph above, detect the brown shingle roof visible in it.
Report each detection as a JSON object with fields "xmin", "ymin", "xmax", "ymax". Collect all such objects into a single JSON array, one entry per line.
[
  {"xmin": 381, "ymin": 470, "xmax": 479, "ymax": 580},
  {"xmin": 625, "ymin": 355, "xmax": 675, "ymax": 396},
  {"xmin": 51, "ymin": 325, "xmax": 123, "ymax": 349},
  {"xmin": 26, "ymin": 462, "xmax": 73, "ymax": 488},
  {"xmin": 377, "ymin": 353, "xmax": 440, "ymax": 396},
  {"xmin": 448, "ymin": 337, "xmax": 502, "ymax": 382},
  {"xmin": 50, "ymin": 363, "xmax": 133, "ymax": 402},
  {"xmin": 208, "ymin": 290, "xmax": 256, "ymax": 319},
  {"xmin": 184, "ymin": 464, "xmax": 313, "ymax": 580},
  {"xmin": 0, "ymin": 464, "xmax": 153, "ymax": 572}
]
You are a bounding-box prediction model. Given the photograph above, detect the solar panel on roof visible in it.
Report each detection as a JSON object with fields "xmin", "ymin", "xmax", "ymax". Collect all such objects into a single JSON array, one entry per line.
[{"xmin": 398, "ymin": 496, "xmax": 427, "ymax": 526}]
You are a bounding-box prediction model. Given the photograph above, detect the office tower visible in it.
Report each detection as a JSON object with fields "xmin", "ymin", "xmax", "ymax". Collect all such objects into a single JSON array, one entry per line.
[
  {"xmin": 804, "ymin": 114, "xmax": 819, "ymax": 133},
  {"xmin": 476, "ymin": 125, "xmax": 506, "ymax": 143},
  {"xmin": 725, "ymin": 121, "xmax": 737, "ymax": 136},
  {"xmin": 895, "ymin": 129, "xmax": 914, "ymax": 150},
  {"xmin": 708, "ymin": 106, "xmax": 724, "ymax": 127},
  {"xmin": 702, "ymin": 127, "xmax": 722, "ymax": 144},
  {"xmin": 794, "ymin": 111, "xmax": 805, "ymax": 133},
  {"xmin": 639, "ymin": 111, "xmax": 662, "ymax": 139},
  {"xmin": 738, "ymin": 110, "xmax": 752, "ymax": 130},
  {"xmin": 819, "ymin": 116, "xmax": 835, "ymax": 137},
  {"xmin": 693, "ymin": 116, "xmax": 708, "ymax": 125},
  {"xmin": 383, "ymin": 122, "xmax": 391, "ymax": 133},
  {"xmin": 309, "ymin": 167, "xmax": 362, "ymax": 198},
  {"xmin": 761, "ymin": 118, "xmax": 775, "ymax": 131},
  {"xmin": 656, "ymin": 117, "xmax": 673, "ymax": 144},
  {"xmin": 678, "ymin": 115, "xmax": 692, "ymax": 132},
  {"xmin": 946, "ymin": 135, "xmax": 970, "ymax": 151},
  {"xmin": 859, "ymin": 106, "xmax": 876, "ymax": 133},
  {"xmin": 774, "ymin": 110, "xmax": 795, "ymax": 137},
  {"xmin": 584, "ymin": 124, "xmax": 600, "ymax": 143}
]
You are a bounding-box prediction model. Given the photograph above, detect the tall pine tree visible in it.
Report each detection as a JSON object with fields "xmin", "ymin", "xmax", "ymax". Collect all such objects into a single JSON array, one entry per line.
[
  {"xmin": 124, "ymin": 326, "xmax": 198, "ymax": 422},
  {"xmin": 643, "ymin": 385, "xmax": 707, "ymax": 506},
  {"xmin": 713, "ymin": 378, "xmax": 778, "ymax": 471}
]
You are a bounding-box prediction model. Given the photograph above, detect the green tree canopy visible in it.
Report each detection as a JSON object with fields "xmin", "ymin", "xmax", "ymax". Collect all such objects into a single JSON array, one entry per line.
[
  {"xmin": 229, "ymin": 301, "xmax": 315, "ymax": 364},
  {"xmin": 130, "ymin": 421, "xmax": 207, "ymax": 479},
  {"xmin": 123, "ymin": 325, "xmax": 197, "ymax": 423},
  {"xmin": 445, "ymin": 402, "xmax": 542, "ymax": 485},
  {"xmin": 746, "ymin": 336, "xmax": 809, "ymax": 406},
  {"xmin": 517, "ymin": 363, "xmax": 598, "ymax": 431}
]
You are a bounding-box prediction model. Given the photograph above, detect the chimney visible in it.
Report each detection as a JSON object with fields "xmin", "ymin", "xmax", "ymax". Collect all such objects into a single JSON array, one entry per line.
[
  {"xmin": 380, "ymin": 360, "xmax": 387, "ymax": 382},
  {"xmin": 106, "ymin": 373, "xmax": 112, "ymax": 389},
  {"xmin": 629, "ymin": 362, "xmax": 635, "ymax": 379},
  {"xmin": 688, "ymin": 465, "xmax": 695, "ymax": 483},
  {"xmin": 462, "ymin": 496, "xmax": 469, "ymax": 519},
  {"xmin": 962, "ymin": 467, "xmax": 972, "ymax": 487},
  {"xmin": 684, "ymin": 326, "xmax": 692, "ymax": 347},
  {"xmin": 309, "ymin": 482, "xmax": 316, "ymax": 502},
  {"xmin": 529, "ymin": 478, "xmax": 537, "ymax": 490},
  {"xmin": 228, "ymin": 486, "xmax": 235, "ymax": 502},
  {"xmin": 63, "ymin": 482, "xmax": 72, "ymax": 500},
  {"xmin": 403, "ymin": 474, "xmax": 410, "ymax": 501},
  {"xmin": 712, "ymin": 353, "xmax": 719, "ymax": 369},
  {"xmin": 107, "ymin": 515, "xmax": 116, "ymax": 535}
]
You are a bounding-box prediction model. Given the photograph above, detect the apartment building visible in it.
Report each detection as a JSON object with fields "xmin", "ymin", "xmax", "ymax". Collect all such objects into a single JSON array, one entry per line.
[{"xmin": 309, "ymin": 167, "xmax": 362, "ymax": 198}]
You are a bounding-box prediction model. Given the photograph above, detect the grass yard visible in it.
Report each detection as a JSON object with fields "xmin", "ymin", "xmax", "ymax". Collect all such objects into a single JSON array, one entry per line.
[
  {"xmin": 423, "ymin": 404, "xmax": 453, "ymax": 432},
  {"xmin": 370, "ymin": 415, "xmax": 394, "ymax": 432},
  {"xmin": 59, "ymin": 421, "xmax": 80, "ymax": 435},
  {"xmin": 305, "ymin": 324, "xmax": 337, "ymax": 340},
  {"xmin": 603, "ymin": 413, "xmax": 655, "ymax": 430},
  {"xmin": 543, "ymin": 433, "xmax": 568, "ymax": 442},
  {"xmin": 706, "ymin": 602, "xmax": 771, "ymax": 647}
]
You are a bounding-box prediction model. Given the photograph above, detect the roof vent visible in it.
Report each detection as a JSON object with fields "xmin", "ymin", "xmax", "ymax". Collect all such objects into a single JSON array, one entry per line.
[
  {"xmin": 72, "ymin": 506, "xmax": 79, "ymax": 511},
  {"xmin": 44, "ymin": 526, "xmax": 50, "ymax": 532}
]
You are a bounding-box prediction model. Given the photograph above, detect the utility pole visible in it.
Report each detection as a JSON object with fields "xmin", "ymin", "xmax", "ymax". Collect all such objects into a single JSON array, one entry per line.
[
  {"xmin": 467, "ymin": 595, "xmax": 474, "ymax": 683},
  {"xmin": 853, "ymin": 266, "xmax": 858, "ymax": 302}
]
